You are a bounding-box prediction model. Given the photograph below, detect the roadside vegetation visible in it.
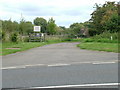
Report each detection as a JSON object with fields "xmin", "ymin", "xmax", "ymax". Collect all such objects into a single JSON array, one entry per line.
[
  {"xmin": 77, "ymin": 32, "xmax": 119, "ymax": 53},
  {"xmin": 77, "ymin": 2, "xmax": 119, "ymax": 53},
  {"xmin": 1, "ymin": 1, "xmax": 119, "ymax": 55},
  {"xmin": 77, "ymin": 42, "xmax": 118, "ymax": 53}
]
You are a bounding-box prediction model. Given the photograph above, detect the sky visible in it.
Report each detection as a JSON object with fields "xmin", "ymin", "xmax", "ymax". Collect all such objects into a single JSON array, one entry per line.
[{"xmin": 0, "ymin": 0, "xmax": 119, "ymax": 28}]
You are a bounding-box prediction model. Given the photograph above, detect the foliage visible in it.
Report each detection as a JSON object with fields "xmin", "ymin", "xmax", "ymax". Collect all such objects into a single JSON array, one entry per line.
[
  {"xmin": 82, "ymin": 32, "xmax": 118, "ymax": 43},
  {"xmin": 19, "ymin": 19, "xmax": 33, "ymax": 35},
  {"xmin": 2, "ymin": 19, "xmax": 19, "ymax": 33},
  {"xmin": 10, "ymin": 32, "xmax": 18, "ymax": 42},
  {"xmin": 2, "ymin": 31, "xmax": 5, "ymax": 41},
  {"xmin": 70, "ymin": 23, "xmax": 83, "ymax": 36},
  {"xmin": 89, "ymin": 1, "xmax": 119, "ymax": 36},
  {"xmin": 47, "ymin": 18, "xmax": 57, "ymax": 35},
  {"xmin": 55, "ymin": 26, "xmax": 64, "ymax": 35},
  {"xmin": 1, "ymin": 1, "xmax": 119, "ymax": 43},
  {"xmin": 34, "ymin": 17, "xmax": 47, "ymax": 33},
  {"xmin": 68, "ymin": 22, "xmax": 89, "ymax": 38}
]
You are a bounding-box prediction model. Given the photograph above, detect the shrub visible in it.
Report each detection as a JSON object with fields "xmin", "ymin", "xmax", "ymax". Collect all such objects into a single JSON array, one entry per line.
[
  {"xmin": 23, "ymin": 37, "xmax": 29, "ymax": 42},
  {"xmin": 83, "ymin": 38, "xmax": 94, "ymax": 42},
  {"xmin": 2, "ymin": 31, "xmax": 5, "ymax": 41},
  {"xmin": 10, "ymin": 32, "xmax": 18, "ymax": 42},
  {"xmin": 92, "ymin": 32, "xmax": 118, "ymax": 40},
  {"xmin": 62, "ymin": 38, "xmax": 72, "ymax": 41}
]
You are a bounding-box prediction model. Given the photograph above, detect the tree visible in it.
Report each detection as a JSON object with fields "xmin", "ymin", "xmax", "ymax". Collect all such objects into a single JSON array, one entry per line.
[
  {"xmin": 34, "ymin": 17, "xmax": 47, "ymax": 33},
  {"xmin": 69, "ymin": 23, "xmax": 84, "ymax": 37},
  {"xmin": 55, "ymin": 26, "xmax": 64, "ymax": 35},
  {"xmin": 104, "ymin": 12, "xmax": 118, "ymax": 33},
  {"xmin": 12, "ymin": 21, "xmax": 19, "ymax": 33},
  {"xmin": 24, "ymin": 21, "xmax": 33, "ymax": 35},
  {"xmin": 89, "ymin": 1, "xmax": 118, "ymax": 36},
  {"xmin": 2, "ymin": 19, "xmax": 14, "ymax": 33},
  {"xmin": 47, "ymin": 18, "xmax": 56, "ymax": 35},
  {"xmin": 59, "ymin": 26, "xmax": 66, "ymax": 30},
  {"xmin": 19, "ymin": 18, "xmax": 26, "ymax": 35}
]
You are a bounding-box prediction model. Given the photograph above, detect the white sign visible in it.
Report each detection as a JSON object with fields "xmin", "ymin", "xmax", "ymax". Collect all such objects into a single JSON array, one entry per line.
[
  {"xmin": 41, "ymin": 33, "xmax": 44, "ymax": 37},
  {"xmin": 34, "ymin": 26, "xmax": 41, "ymax": 32}
]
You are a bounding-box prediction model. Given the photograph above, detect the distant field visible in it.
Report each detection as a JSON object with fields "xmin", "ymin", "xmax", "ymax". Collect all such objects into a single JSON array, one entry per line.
[{"xmin": 77, "ymin": 42, "xmax": 119, "ymax": 53}]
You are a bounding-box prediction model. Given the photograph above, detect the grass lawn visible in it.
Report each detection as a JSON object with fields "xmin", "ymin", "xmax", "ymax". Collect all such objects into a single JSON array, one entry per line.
[{"xmin": 77, "ymin": 42, "xmax": 119, "ymax": 53}]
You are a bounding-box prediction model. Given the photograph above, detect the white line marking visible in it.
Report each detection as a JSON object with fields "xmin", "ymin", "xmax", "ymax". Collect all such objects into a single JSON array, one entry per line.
[
  {"xmin": 28, "ymin": 83, "xmax": 119, "ymax": 89},
  {"xmin": 1, "ymin": 60, "xmax": 118, "ymax": 70},
  {"xmin": 92, "ymin": 62, "xmax": 116, "ymax": 65},
  {"xmin": 2, "ymin": 66, "xmax": 26, "ymax": 70},
  {"xmin": 48, "ymin": 64, "xmax": 70, "ymax": 67},
  {"xmin": 25, "ymin": 64, "xmax": 44, "ymax": 67},
  {"xmin": 2, "ymin": 64, "xmax": 45, "ymax": 70}
]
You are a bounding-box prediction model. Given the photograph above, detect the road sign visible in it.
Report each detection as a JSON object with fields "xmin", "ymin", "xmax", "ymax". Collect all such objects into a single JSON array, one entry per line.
[{"xmin": 34, "ymin": 26, "xmax": 41, "ymax": 32}]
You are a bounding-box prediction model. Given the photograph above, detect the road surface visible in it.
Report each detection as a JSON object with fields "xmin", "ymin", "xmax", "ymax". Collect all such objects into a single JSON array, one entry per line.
[{"xmin": 2, "ymin": 42, "xmax": 119, "ymax": 89}]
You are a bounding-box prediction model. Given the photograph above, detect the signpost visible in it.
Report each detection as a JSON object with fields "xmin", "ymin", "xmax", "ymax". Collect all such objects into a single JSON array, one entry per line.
[
  {"xmin": 29, "ymin": 26, "xmax": 45, "ymax": 42},
  {"xmin": 34, "ymin": 26, "xmax": 41, "ymax": 32}
]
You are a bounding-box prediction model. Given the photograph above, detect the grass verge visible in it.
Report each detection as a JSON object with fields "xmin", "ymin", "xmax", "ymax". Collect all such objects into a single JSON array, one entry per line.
[
  {"xmin": 2, "ymin": 42, "xmax": 48, "ymax": 56},
  {"xmin": 1, "ymin": 38, "xmax": 81, "ymax": 56},
  {"xmin": 77, "ymin": 42, "xmax": 119, "ymax": 53}
]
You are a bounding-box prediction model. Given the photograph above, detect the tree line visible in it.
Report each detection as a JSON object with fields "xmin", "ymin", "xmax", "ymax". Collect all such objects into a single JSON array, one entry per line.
[
  {"xmin": 0, "ymin": 1, "xmax": 119, "ymax": 42},
  {"xmin": 1, "ymin": 17, "xmax": 65, "ymax": 35},
  {"xmin": 88, "ymin": 1, "xmax": 119, "ymax": 36},
  {"xmin": 67, "ymin": 1, "xmax": 119, "ymax": 37}
]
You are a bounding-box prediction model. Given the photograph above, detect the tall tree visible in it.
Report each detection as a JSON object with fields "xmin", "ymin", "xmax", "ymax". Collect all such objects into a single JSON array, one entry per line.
[
  {"xmin": 69, "ymin": 23, "xmax": 84, "ymax": 37},
  {"xmin": 47, "ymin": 18, "xmax": 56, "ymax": 35},
  {"xmin": 89, "ymin": 1, "xmax": 119, "ymax": 36},
  {"xmin": 19, "ymin": 18, "xmax": 25, "ymax": 35},
  {"xmin": 24, "ymin": 21, "xmax": 33, "ymax": 35}
]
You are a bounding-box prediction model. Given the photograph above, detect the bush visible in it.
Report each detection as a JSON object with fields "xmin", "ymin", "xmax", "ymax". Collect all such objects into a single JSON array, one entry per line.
[
  {"xmin": 92, "ymin": 32, "xmax": 118, "ymax": 40},
  {"xmin": 10, "ymin": 32, "xmax": 18, "ymax": 42},
  {"xmin": 2, "ymin": 31, "xmax": 5, "ymax": 41},
  {"xmin": 23, "ymin": 37, "xmax": 29, "ymax": 42},
  {"xmin": 62, "ymin": 38, "xmax": 72, "ymax": 41},
  {"xmin": 83, "ymin": 38, "xmax": 94, "ymax": 42},
  {"xmin": 82, "ymin": 32, "xmax": 118, "ymax": 43}
]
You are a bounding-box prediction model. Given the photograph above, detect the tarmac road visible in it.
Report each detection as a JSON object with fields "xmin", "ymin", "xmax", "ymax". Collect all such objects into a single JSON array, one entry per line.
[
  {"xmin": 2, "ymin": 42, "xmax": 119, "ymax": 89},
  {"xmin": 2, "ymin": 62, "xmax": 118, "ymax": 89},
  {"xmin": 2, "ymin": 42, "xmax": 118, "ymax": 68}
]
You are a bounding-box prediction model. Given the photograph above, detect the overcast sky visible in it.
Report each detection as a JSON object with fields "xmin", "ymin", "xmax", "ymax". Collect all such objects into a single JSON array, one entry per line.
[{"xmin": 0, "ymin": 0, "xmax": 118, "ymax": 27}]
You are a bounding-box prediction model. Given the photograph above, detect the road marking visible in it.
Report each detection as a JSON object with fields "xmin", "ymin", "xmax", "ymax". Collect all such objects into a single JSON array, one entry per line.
[
  {"xmin": 92, "ymin": 62, "xmax": 116, "ymax": 65},
  {"xmin": 48, "ymin": 64, "xmax": 70, "ymax": 67},
  {"xmin": 25, "ymin": 64, "xmax": 44, "ymax": 67},
  {"xmin": 2, "ymin": 64, "xmax": 45, "ymax": 70},
  {"xmin": 1, "ymin": 60, "xmax": 118, "ymax": 70},
  {"xmin": 27, "ymin": 83, "xmax": 119, "ymax": 89},
  {"xmin": 2, "ymin": 66, "xmax": 26, "ymax": 70}
]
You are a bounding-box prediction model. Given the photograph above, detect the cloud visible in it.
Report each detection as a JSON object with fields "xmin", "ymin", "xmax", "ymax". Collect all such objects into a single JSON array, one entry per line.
[{"xmin": 0, "ymin": 0, "xmax": 119, "ymax": 27}]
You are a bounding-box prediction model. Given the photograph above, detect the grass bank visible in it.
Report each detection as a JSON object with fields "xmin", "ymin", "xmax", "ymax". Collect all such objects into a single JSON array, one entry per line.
[
  {"xmin": 2, "ymin": 42, "xmax": 48, "ymax": 55},
  {"xmin": 77, "ymin": 32, "xmax": 119, "ymax": 53},
  {"xmin": 77, "ymin": 42, "xmax": 119, "ymax": 53},
  {"xmin": 1, "ymin": 38, "xmax": 81, "ymax": 56}
]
